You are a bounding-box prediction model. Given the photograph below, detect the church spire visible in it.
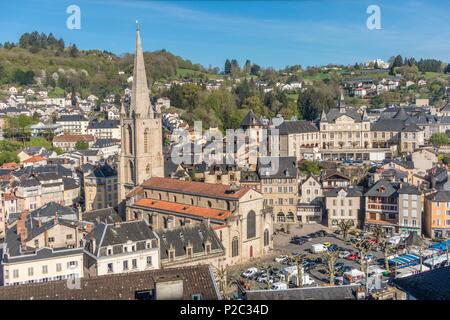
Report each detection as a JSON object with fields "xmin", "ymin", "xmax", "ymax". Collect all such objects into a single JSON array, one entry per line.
[{"xmin": 130, "ymin": 23, "xmax": 152, "ymax": 117}]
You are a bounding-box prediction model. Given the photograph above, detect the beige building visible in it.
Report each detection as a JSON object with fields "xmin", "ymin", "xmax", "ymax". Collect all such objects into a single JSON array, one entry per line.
[
  {"xmin": 125, "ymin": 177, "xmax": 273, "ymax": 266},
  {"xmin": 84, "ymin": 165, "xmax": 118, "ymax": 211},
  {"xmin": 324, "ymin": 187, "xmax": 363, "ymax": 228},
  {"xmin": 118, "ymin": 27, "xmax": 164, "ymax": 202},
  {"xmin": 1, "ymin": 212, "xmax": 85, "ymax": 286},
  {"xmin": 320, "ymin": 96, "xmax": 372, "ymax": 161},
  {"xmin": 278, "ymin": 120, "xmax": 320, "ymax": 161},
  {"xmin": 257, "ymin": 157, "xmax": 298, "ymax": 224},
  {"xmin": 298, "ymin": 175, "xmax": 323, "ymax": 224},
  {"xmin": 52, "ymin": 134, "xmax": 95, "ymax": 152}
]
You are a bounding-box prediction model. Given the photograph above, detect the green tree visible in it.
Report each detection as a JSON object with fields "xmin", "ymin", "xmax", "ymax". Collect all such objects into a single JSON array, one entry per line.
[
  {"xmin": 75, "ymin": 141, "xmax": 89, "ymax": 150},
  {"xmin": 430, "ymin": 133, "xmax": 449, "ymax": 146},
  {"xmin": 224, "ymin": 59, "xmax": 232, "ymax": 75},
  {"xmin": 0, "ymin": 151, "xmax": 19, "ymax": 165},
  {"xmin": 299, "ymin": 160, "xmax": 321, "ymax": 175}
]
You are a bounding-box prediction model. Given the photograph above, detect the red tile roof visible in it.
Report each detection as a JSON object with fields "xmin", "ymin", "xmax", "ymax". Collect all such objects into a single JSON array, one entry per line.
[
  {"xmin": 134, "ymin": 199, "xmax": 233, "ymax": 221},
  {"xmin": 0, "ymin": 162, "xmax": 19, "ymax": 169},
  {"xmin": 22, "ymin": 155, "xmax": 47, "ymax": 163},
  {"xmin": 142, "ymin": 177, "xmax": 251, "ymax": 200}
]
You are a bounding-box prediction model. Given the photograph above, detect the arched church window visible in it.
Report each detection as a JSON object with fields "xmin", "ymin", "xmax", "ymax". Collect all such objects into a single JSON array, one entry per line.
[
  {"xmin": 127, "ymin": 125, "xmax": 133, "ymax": 155},
  {"xmin": 247, "ymin": 210, "xmax": 256, "ymax": 239},
  {"xmin": 232, "ymin": 237, "xmax": 239, "ymax": 257}
]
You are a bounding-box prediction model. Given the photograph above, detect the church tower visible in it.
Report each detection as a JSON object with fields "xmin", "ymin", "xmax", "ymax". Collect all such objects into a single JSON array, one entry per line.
[{"xmin": 118, "ymin": 24, "xmax": 164, "ymax": 201}]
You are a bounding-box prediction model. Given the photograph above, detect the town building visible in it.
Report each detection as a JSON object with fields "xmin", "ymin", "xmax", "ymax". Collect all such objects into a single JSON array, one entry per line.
[
  {"xmin": 83, "ymin": 220, "xmax": 160, "ymax": 277},
  {"xmin": 56, "ymin": 114, "xmax": 89, "ymax": 135},
  {"xmin": 84, "ymin": 164, "xmax": 118, "ymax": 211},
  {"xmin": 324, "ymin": 187, "xmax": 363, "ymax": 228}
]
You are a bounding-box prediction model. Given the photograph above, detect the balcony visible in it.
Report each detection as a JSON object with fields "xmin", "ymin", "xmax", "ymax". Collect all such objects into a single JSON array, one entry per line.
[{"xmin": 367, "ymin": 203, "xmax": 398, "ymax": 212}]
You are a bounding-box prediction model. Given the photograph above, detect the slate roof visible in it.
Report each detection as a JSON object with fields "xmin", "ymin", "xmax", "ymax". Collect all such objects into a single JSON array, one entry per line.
[
  {"xmin": 91, "ymin": 138, "xmax": 120, "ymax": 148},
  {"xmin": 29, "ymin": 201, "xmax": 76, "ymax": 219},
  {"xmin": 157, "ymin": 224, "xmax": 224, "ymax": 260},
  {"xmin": 82, "ymin": 207, "xmax": 122, "ymax": 225},
  {"xmin": 322, "ymin": 107, "xmax": 363, "ymax": 123},
  {"xmin": 243, "ymin": 284, "xmax": 359, "ymax": 300},
  {"xmin": 87, "ymin": 120, "xmax": 119, "ymax": 129},
  {"xmin": 277, "ymin": 120, "xmax": 319, "ymax": 135},
  {"xmin": 63, "ymin": 177, "xmax": 79, "ymax": 190},
  {"xmin": 57, "ymin": 114, "xmax": 88, "ymax": 122},
  {"xmin": 426, "ymin": 190, "xmax": 450, "ymax": 202},
  {"xmin": 365, "ymin": 179, "xmax": 399, "ymax": 197},
  {"xmin": 324, "ymin": 187, "xmax": 363, "ymax": 198},
  {"xmin": 393, "ymin": 266, "xmax": 450, "ymax": 300},
  {"xmin": 257, "ymin": 156, "xmax": 297, "ymax": 179},
  {"xmin": 398, "ymin": 183, "xmax": 421, "ymax": 195},
  {"xmin": 0, "ymin": 265, "xmax": 220, "ymax": 300},
  {"xmin": 86, "ymin": 165, "xmax": 117, "ymax": 178},
  {"xmin": 240, "ymin": 110, "xmax": 262, "ymax": 127},
  {"xmin": 89, "ymin": 220, "xmax": 157, "ymax": 257}
]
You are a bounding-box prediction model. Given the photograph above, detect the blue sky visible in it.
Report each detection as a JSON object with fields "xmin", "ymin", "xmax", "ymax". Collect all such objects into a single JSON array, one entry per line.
[{"xmin": 0, "ymin": 0, "xmax": 449, "ymax": 69}]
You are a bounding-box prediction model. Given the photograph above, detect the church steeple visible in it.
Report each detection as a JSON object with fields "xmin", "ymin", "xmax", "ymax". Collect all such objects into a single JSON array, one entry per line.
[{"xmin": 130, "ymin": 22, "xmax": 152, "ymax": 117}]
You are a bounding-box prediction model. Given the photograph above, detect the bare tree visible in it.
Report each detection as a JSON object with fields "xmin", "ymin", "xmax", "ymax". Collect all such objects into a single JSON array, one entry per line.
[
  {"xmin": 322, "ymin": 250, "xmax": 339, "ymax": 285},
  {"xmin": 338, "ymin": 220, "xmax": 354, "ymax": 241},
  {"xmin": 371, "ymin": 225, "xmax": 385, "ymax": 244},
  {"xmin": 354, "ymin": 238, "xmax": 374, "ymax": 272},
  {"xmin": 380, "ymin": 240, "xmax": 394, "ymax": 271}
]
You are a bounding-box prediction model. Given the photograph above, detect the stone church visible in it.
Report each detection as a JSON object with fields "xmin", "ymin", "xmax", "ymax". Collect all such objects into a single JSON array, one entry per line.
[
  {"xmin": 118, "ymin": 27, "xmax": 273, "ymax": 267},
  {"xmin": 118, "ymin": 25, "xmax": 164, "ymax": 202}
]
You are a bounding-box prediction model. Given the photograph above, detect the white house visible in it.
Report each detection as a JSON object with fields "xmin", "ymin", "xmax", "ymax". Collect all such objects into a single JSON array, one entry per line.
[{"xmin": 83, "ymin": 221, "xmax": 160, "ymax": 277}]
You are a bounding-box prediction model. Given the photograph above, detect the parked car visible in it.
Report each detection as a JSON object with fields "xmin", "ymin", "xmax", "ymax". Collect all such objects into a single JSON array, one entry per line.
[
  {"xmin": 242, "ymin": 267, "xmax": 258, "ymax": 278},
  {"xmin": 328, "ymin": 244, "xmax": 338, "ymax": 251},
  {"xmin": 275, "ymin": 255, "xmax": 288, "ymax": 263},
  {"xmin": 323, "ymin": 242, "xmax": 332, "ymax": 248},
  {"xmin": 335, "ymin": 262, "xmax": 345, "ymax": 272},
  {"xmin": 346, "ymin": 253, "xmax": 358, "ymax": 261},
  {"xmin": 339, "ymin": 251, "xmax": 352, "ymax": 259}
]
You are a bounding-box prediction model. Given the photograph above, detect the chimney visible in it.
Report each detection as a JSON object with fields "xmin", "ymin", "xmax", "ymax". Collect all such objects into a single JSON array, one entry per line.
[
  {"xmin": 89, "ymin": 233, "xmax": 96, "ymax": 253},
  {"xmin": 54, "ymin": 213, "xmax": 59, "ymax": 225}
]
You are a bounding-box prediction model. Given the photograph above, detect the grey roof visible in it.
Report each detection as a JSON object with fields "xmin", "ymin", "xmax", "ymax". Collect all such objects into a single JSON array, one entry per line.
[
  {"xmin": 0, "ymin": 264, "xmax": 219, "ymax": 300},
  {"xmin": 324, "ymin": 187, "xmax": 363, "ymax": 198},
  {"xmin": 63, "ymin": 177, "xmax": 79, "ymax": 190},
  {"xmin": 79, "ymin": 149, "xmax": 101, "ymax": 156},
  {"xmin": 257, "ymin": 156, "xmax": 297, "ymax": 179},
  {"xmin": 157, "ymin": 224, "xmax": 224, "ymax": 260},
  {"xmin": 89, "ymin": 220, "xmax": 157, "ymax": 256},
  {"xmin": 29, "ymin": 202, "xmax": 76, "ymax": 219},
  {"xmin": 14, "ymin": 164, "xmax": 72, "ymax": 179},
  {"xmin": 240, "ymin": 171, "xmax": 260, "ymax": 183},
  {"xmin": 92, "ymin": 138, "xmax": 120, "ymax": 148},
  {"xmin": 18, "ymin": 177, "xmax": 41, "ymax": 188},
  {"xmin": 427, "ymin": 190, "xmax": 450, "ymax": 202},
  {"xmin": 82, "ymin": 208, "xmax": 122, "ymax": 225},
  {"xmin": 35, "ymin": 172, "xmax": 62, "ymax": 182},
  {"xmin": 393, "ymin": 266, "xmax": 450, "ymax": 300},
  {"xmin": 244, "ymin": 284, "xmax": 359, "ymax": 300},
  {"xmin": 371, "ymin": 119, "xmax": 405, "ymax": 132},
  {"xmin": 398, "ymin": 183, "xmax": 421, "ymax": 195},
  {"xmin": 87, "ymin": 164, "xmax": 117, "ymax": 178},
  {"xmin": 277, "ymin": 120, "xmax": 318, "ymax": 135},
  {"xmin": 322, "ymin": 107, "xmax": 363, "ymax": 123},
  {"xmin": 392, "ymin": 159, "xmax": 415, "ymax": 170},
  {"xmin": 365, "ymin": 179, "xmax": 399, "ymax": 197},
  {"xmin": 240, "ymin": 110, "xmax": 262, "ymax": 127},
  {"xmin": 87, "ymin": 120, "xmax": 119, "ymax": 129},
  {"xmin": 57, "ymin": 114, "xmax": 88, "ymax": 122}
]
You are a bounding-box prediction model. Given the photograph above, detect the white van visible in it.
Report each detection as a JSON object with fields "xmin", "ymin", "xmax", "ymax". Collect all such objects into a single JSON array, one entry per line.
[{"xmin": 311, "ymin": 243, "xmax": 326, "ymax": 253}]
